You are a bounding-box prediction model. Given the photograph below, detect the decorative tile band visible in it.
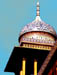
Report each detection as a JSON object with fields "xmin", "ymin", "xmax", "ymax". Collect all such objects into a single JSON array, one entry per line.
[
  {"xmin": 22, "ymin": 43, "xmax": 52, "ymax": 51},
  {"xmin": 20, "ymin": 38, "xmax": 55, "ymax": 46}
]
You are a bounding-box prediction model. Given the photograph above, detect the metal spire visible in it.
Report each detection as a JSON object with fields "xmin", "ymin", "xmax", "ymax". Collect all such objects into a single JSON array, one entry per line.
[
  {"xmin": 37, "ymin": 2, "xmax": 40, "ymax": 16},
  {"xmin": 35, "ymin": 1, "xmax": 41, "ymax": 21}
]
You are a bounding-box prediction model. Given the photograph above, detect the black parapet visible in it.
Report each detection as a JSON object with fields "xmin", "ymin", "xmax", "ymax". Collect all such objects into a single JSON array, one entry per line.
[{"xmin": 4, "ymin": 47, "xmax": 49, "ymax": 75}]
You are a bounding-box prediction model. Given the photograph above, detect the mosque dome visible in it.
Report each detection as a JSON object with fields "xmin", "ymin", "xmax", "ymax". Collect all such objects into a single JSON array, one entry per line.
[
  {"xmin": 19, "ymin": 2, "xmax": 56, "ymax": 50},
  {"xmin": 20, "ymin": 17, "xmax": 56, "ymax": 37}
]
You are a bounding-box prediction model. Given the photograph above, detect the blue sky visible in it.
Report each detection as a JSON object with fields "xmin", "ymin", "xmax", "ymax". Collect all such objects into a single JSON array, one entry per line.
[{"xmin": 0, "ymin": 0, "xmax": 57, "ymax": 75}]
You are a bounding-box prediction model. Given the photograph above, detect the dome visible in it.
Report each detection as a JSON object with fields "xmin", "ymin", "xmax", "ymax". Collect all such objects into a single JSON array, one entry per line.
[
  {"xmin": 19, "ymin": 1, "xmax": 56, "ymax": 37},
  {"xmin": 20, "ymin": 16, "xmax": 56, "ymax": 37},
  {"xmin": 19, "ymin": 2, "xmax": 56, "ymax": 50}
]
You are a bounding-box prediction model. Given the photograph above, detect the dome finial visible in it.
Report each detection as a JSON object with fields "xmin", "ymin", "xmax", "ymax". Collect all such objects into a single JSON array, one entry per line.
[
  {"xmin": 37, "ymin": 1, "xmax": 40, "ymax": 16},
  {"xmin": 36, "ymin": 1, "xmax": 41, "ymax": 21}
]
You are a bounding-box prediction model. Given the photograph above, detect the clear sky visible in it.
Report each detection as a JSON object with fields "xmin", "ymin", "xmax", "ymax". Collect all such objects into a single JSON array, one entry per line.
[{"xmin": 0, "ymin": 0, "xmax": 57, "ymax": 75}]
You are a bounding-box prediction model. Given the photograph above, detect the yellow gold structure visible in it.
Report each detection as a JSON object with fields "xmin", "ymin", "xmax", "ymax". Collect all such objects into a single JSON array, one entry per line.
[
  {"xmin": 22, "ymin": 58, "xmax": 26, "ymax": 75},
  {"xmin": 22, "ymin": 43, "xmax": 52, "ymax": 51},
  {"xmin": 34, "ymin": 59, "xmax": 37, "ymax": 75},
  {"xmin": 20, "ymin": 71, "xmax": 23, "ymax": 75}
]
